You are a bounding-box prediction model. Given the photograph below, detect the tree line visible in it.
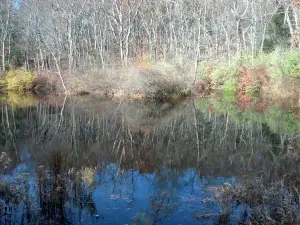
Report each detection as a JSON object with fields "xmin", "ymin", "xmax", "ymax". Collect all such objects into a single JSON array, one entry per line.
[{"xmin": 0, "ymin": 0, "xmax": 299, "ymax": 73}]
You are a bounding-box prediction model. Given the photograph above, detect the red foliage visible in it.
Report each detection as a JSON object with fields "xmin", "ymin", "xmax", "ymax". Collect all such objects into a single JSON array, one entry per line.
[
  {"xmin": 239, "ymin": 92, "xmax": 251, "ymax": 102},
  {"xmin": 237, "ymin": 66, "xmax": 269, "ymax": 92},
  {"xmin": 235, "ymin": 66, "xmax": 269, "ymax": 111},
  {"xmin": 237, "ymin": 66, "xmax": 269, "ymax": 91},
  {"xmin": 237, "ymin": 92, "xmax": 251, "ymax": 110},
  {"xmin": 237, "ymin": 68, "xmax": 252, "ymax": 91}
]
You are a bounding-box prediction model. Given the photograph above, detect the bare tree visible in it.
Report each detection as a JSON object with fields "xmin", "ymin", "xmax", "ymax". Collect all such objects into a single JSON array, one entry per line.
[
  {"xmin": 0, "ymin": 0, "xmax": 288, "ymax": 73},
  {"xmin": 0, "ymin": 0, "xmax": 12, "ymax": 71}
]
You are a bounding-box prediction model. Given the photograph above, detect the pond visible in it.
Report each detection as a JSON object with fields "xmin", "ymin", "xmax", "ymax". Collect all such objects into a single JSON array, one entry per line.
[{"xmin": 0, "ymin": 94, "xmax": 300, "ymax": 225}]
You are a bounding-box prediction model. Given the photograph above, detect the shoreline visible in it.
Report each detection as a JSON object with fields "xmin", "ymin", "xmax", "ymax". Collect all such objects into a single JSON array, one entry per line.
[{"xmin": 1, "ymin": 49, "xmax": 300, "ymax": 104}]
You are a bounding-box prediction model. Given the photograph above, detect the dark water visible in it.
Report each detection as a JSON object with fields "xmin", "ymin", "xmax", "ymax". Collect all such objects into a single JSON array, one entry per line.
[{"xmin": 0, "ymin": 94, "xmax": 300, "ymax": 225}]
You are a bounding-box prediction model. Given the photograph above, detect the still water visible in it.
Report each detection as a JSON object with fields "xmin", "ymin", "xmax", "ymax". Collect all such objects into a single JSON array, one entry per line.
[{"xmin": 0, "ymin": 95, "xmax": 299, "ymax": 224}]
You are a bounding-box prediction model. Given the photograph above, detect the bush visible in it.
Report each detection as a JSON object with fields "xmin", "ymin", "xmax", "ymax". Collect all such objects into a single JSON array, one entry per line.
[
  {"xmin": 199, "ymin": 59, "xmax": 238, "ymax": 94},
  {"xmin": 223, "ymin": 77, "xmax": 237, "ymax": 94},
  {"xmin": 252, "ymin": 49, "xmax": 300, "ymax": 79},
  {"xmin": 199, "ymin": 49, "xmax": 300, "ymax": 95},
  {"xmin": 3, "ymin": 69, "xmax": 35, "ymax": 92},
  {"xmin": 31, "ymin": 76, "xmax": 56, "ymax": 95},
  {"xmin": 282, "ymin": 51, "xmax": 300, "ymax": 77}
]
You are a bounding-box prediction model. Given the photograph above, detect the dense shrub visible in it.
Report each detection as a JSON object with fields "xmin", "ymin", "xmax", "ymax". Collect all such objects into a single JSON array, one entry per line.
[
  {"xmin": 4, "ymin": 69, "xmax": 34, "ymax": 92},
  {"xmin": 199, "ymin": 49, "xmax": 300, "ymax": 96},
  {"xmin": 281, "ymin": 51, "xmax": 300, "ymax": 77},
  {"xmin": 0, "ymin": 69, "xmax": 56, "ymax": 95}
]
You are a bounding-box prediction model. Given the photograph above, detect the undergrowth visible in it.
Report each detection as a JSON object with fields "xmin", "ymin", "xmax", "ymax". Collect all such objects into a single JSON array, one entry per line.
[
  {"xmin": 199, "ymin": 49, "xmax": 300, "ymax": 95},
  {"xmin": 0, "ymin": 69, "xmax": 55, "ymax": 95}
]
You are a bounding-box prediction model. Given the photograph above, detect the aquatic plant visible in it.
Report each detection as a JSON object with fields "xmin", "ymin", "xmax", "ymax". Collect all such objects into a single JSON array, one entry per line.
[{"xmin": 215, "ymin": 177, "xmax": 300, "ymax": 225}]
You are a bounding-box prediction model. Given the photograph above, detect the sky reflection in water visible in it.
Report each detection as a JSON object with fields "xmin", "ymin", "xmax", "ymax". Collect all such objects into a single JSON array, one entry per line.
[{"xmin": 1, "ymin": 156, "xmax": 236, "ymax": 224}]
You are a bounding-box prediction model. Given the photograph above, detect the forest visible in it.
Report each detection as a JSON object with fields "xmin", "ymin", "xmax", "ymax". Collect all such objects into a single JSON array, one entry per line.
[
  {"xmin": 0, "ymin": 0, "xmax": 300, "ymax": 98},
  {"xmin": 0, "ymin": 0, "xmax": 296, "ymax": 68}
]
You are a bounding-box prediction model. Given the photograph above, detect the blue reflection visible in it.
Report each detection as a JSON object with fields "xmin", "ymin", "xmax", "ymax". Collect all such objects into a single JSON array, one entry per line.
[{"xmin": 0, "ymin": 161, "xmax": 239, "ymax": 225}]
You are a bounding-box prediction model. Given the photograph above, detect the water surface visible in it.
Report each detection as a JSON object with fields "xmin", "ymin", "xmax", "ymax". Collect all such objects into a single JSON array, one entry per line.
[{"xmin": 0, "ymin": 95, "xmax": 300, "ymax": 224}]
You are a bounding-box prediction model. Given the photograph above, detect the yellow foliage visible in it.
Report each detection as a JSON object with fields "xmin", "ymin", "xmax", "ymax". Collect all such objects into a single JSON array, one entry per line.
[{"xmin": 4, "ymin": 69, "xmax": 34, "ymax": 92}]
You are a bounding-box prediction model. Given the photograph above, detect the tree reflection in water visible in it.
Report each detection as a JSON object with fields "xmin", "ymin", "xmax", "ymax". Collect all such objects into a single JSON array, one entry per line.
[{"xmin": 0, "ymin": 96, "xmax": 299, "ymax": 224}]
